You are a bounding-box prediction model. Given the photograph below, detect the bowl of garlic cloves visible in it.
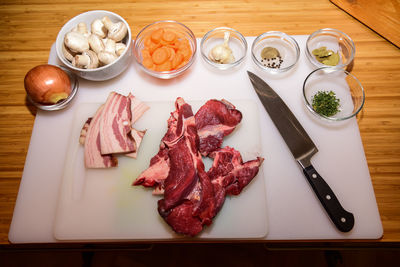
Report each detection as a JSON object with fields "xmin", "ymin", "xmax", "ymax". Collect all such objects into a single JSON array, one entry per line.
[{"xmin": 200, "ymin": 27, "xmax": 247, "ymax": 70}]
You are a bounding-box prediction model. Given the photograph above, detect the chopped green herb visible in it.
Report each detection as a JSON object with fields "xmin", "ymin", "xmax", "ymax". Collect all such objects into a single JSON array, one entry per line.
[{"xmin": 311, "ymin": 90, "xmax": 341, "ymax": 117}]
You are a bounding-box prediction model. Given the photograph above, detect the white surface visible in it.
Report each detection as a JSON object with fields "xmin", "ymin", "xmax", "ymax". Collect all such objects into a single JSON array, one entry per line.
[
  {"xmin": 8, "ymin": 36, "xmax": 383, "ymax": 243},
  {"xmin": 54, "ymin": 100, "xmax": 267, "ymax": 241}
]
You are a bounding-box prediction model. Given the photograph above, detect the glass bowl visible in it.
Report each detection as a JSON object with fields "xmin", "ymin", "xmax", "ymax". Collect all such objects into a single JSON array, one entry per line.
[
  {"xmin": 306, "ymin": 28, "xmax": 355, "ymax": 69},
  {"xmin": 56, "ymin": 10, "xmax": 132, "ymax": 81},
  {"xmin": 200, "ymin": 27, "xmax": 247, "ymax": 70},
  {"xmin": 251, "ymin": 31, "xmax": 300, "ymax": 73},
  {"xmin": 26, "ymin": 65, "xmax": 79, "ymax": 111},
  {"xmin": 303, "ymin": 67, "xmax": 365, "ymax": 121},
  {"xmin": 133, "ymin": 20, "xmax": 197, "ymax": 79}
]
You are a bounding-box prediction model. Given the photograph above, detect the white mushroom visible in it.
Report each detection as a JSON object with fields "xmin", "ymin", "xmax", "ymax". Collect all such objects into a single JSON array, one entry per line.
[
  {"xmin": 115, "ymin": 42, "xmax": 126, "ymax": 56},
  {"xmin": 98, "ymin": 39, "xmax": 117, "ymax": 65},
  {"xmin": 72, "ymin": 22, "xmax": 90, "ymax": 38},
  {"xmin": 72, "ymin": 50, "xmax": 99, "ymax": 69},
  {"xmin": 91, "ymin": 19, "xmax": 107, "ymax": 38},
  {"xmin": 88, "ymin": 34, "xmax": 105, "ymax": 54},
  {"xmin": 64, "ymin": 31, "xmax": 89, "ymax": 53},
  {"xmin": 62, "ymin": 43, "xmax": 76, "ymax": 62},
  {"xmin": 102, "ymin": 16, "xmax": 128, "ymax": 42}
]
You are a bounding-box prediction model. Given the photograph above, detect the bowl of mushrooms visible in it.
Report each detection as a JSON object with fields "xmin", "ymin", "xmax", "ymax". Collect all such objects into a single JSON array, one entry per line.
[{"xmin": 56, "ymin": 10, "xmax": 132, "ymax": 81}]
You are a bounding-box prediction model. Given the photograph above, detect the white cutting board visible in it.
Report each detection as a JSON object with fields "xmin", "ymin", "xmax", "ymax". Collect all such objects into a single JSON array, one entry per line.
[
  {"xmin": 54, "ymin": 100, "xmax": 267, "ymax": 240},
  {"xmin": 9, "ymin": 36, "xmax": 383, "ymax": 243}
]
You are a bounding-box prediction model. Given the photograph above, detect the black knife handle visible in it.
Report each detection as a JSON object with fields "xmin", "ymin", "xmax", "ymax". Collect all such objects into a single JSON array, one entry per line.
[{"xmin": 303, "ymin": 165, "xmax": 354, "ymax": 232}]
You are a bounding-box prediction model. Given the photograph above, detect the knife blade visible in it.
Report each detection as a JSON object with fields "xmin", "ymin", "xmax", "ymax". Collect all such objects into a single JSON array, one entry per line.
[{"xmin": 247, "ymin": 71, "xmax": 354, "ymax": 232}]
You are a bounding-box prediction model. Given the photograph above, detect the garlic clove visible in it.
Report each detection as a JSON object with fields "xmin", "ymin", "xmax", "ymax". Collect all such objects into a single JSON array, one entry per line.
[{"xmin": 209, "ymin": 31, "xmax": 235, "ymax": 64}]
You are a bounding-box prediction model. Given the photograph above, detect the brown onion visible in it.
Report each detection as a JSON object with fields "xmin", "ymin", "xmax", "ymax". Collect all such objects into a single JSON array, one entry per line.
[{"xmin": 24, "ymin": 64, "xmax": 71, "ymax": 104}]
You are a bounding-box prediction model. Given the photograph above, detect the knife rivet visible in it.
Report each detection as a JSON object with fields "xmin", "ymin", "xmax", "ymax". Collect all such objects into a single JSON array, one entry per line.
[
  {"xmin": 312, "ymin": 173, "xmax": 317, "ymax": 178},
  {"xmin": 326, "ymin": 195, "xmax": 331, "ymax": 200},
  {"xmin": 341, "ymin": 217, "xmax": 346, "ymax": 223}
]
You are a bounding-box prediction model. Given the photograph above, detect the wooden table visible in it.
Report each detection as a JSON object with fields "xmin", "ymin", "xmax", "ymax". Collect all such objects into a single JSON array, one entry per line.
[{"xmin": 0, "ymin": 0, "xmax": 399, "ymax": 246}]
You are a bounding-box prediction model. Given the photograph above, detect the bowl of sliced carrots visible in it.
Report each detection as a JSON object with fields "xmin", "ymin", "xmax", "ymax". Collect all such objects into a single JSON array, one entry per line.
[{"xmin": 133, "ymin": 20, "xmax": 197, "ymax": 79}]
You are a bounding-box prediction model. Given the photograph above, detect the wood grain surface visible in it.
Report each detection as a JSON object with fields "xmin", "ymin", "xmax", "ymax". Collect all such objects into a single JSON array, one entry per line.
[
  {"xmin": 0, "ymin": 0, "xmax": 399, "ymax": 245},
  {"xmin": 330, "ymin": 0, "xmax": 400, "ymax": 48}
]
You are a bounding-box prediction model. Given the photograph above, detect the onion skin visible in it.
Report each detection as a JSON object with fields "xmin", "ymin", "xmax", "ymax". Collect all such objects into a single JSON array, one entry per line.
[{"xmin": 24, "ymin": 64, "xmax": 71, "ymax": 104}]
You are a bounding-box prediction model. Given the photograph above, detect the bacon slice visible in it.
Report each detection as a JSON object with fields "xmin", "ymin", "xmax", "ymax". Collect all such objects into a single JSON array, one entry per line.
[
  {"xmin": 81, "ymin": 91, "xmax": 148, "ymax": 168},
  {"xmin": 99, "ymin": 92, "xmax": 137, "ymax": 155},
  {"xmin": 84, "ymin": 105, "xmax": 118, "ymax": 168},
  {"xmin": 128, "ymin": 93, "xmax": 150, "ymax": 124}
]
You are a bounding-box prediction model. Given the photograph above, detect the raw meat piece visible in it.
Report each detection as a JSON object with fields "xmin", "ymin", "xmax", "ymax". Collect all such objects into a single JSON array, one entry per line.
[
  {"xmin": 128, "ymin": 93, "xmax": 150, "ymax": 124},
  {"xmin": 195, "ymin": 99, "xmax": 242, "ymax": 156},
  {"xmin": 156, "ymin": 98, "xmax": 216, "ymax": 236},
  {"xmin": 84, "ymin": 105, "xmax": 118, "ymax": 168},
  {"xmin": 99, "ymin": 92, "xmax": 137, "ymax": 155},
  {"xmin": 134, "ymin": 98, "xmax": 263, "ymax": 237},
  {"xmin": 133, "ymin": 147, "xmax": 170, "ymax": 191},
  {"xmin": 81, "ymin": 91, "xmax": 148, "ymax": 168},
  {"xmin": 207, "ymin": 146, "xmax": 264, "ymax": 212},
  {"xmin": 125, "ymin": 128, "xmax": 147, "ymax": 159}
]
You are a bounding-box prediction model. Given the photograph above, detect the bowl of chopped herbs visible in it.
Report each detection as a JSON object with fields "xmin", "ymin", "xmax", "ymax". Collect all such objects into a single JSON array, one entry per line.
[
  {"xmin": 303, "ymin": 67, "xmax": 365, "ymax": 121},
  {"xmin": 306, "ymin": 28, "xmax": 355, "ymax": 70}
]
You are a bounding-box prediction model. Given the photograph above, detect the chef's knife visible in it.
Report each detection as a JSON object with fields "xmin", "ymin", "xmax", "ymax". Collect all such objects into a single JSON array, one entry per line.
[{"xmin": 247, "ymin": 71, "xmax": 354, "ymax": 232}]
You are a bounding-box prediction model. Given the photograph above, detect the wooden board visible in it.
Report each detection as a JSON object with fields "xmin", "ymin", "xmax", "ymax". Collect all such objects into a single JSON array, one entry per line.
[{"xmin": 330, "ymin": 0, "xmax": 400, "ymax": 48}]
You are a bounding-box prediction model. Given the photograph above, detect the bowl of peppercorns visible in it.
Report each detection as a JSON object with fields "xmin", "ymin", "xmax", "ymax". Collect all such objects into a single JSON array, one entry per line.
[
  {"xmin": 303, "ymin": 67, "xmax": 365, "ymax": 122},
  {"xmin": 251, "ymin": 31, "xmax": 300, "ymax": 73}
]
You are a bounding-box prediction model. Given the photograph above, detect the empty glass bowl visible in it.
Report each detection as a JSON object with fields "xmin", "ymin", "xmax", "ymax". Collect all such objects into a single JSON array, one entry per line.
[
  {"xmin": 306, "ymin": 28, "xmax": 355, "ymax": 70},
  {"xmin": 200, "ymin": 27, "xmax": 247, "ymax": 70},
  {"xmin": 251, "ymin": 31, "xmax": 300, "ymax": 73},
  {"xmin": 303, "ymin": 67, "xmax": 365, "ymax": 121}
]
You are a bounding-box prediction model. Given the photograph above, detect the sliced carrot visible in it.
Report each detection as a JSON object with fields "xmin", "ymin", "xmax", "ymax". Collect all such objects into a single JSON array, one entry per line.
[
  {"xmin": 142, "ymin": 27, "xmax": 193, "ymax": 72},
  {"xmin": 171, "ymin": 52, "xmax": 184, "ymax": 69},
  {"xmin": 141, "ymin": 48, "xmax": 151, "ymax": 59},
  {"xmin": 177, "ymin": 59, "xmax": 189, "ymax": 69},
  {"xmin": 165, "ymin": 46, "xmax": 176, "ymax": 61},
  {"xmin": 142, "ymin": 57, "xmax": 154, "ymax": 70},
  {"xmin": 155, "ymin": 60, "xmax": 172, "ymax": 72},
  {"xmin": 162, "ymin": 30, "xmax": 177, "ymax": 43},
  {"xmin": 151, "ymin": 28, "xmax": 164, "ymax": 43},
  {"xmin": 152, "ymin": 47, "xmax": 169, "ymax": 65}
]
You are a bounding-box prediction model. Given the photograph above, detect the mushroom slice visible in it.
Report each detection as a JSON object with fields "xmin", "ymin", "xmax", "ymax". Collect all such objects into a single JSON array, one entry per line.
[{"xmin": 102, "ymin": 16, "xmax": 128, "ymax": 42}]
